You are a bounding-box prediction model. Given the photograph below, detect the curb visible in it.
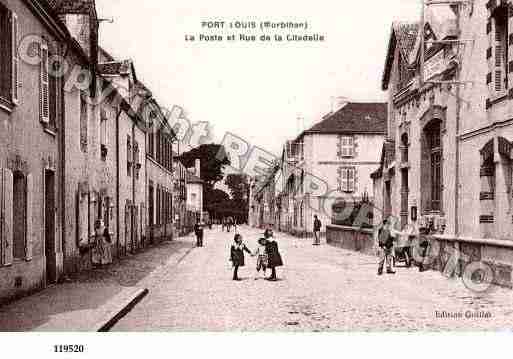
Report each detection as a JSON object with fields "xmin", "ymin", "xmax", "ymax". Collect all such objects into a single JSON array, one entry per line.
[{"xmin": 95, "ymin": 287, "xmax": 149, "ymax": 332}]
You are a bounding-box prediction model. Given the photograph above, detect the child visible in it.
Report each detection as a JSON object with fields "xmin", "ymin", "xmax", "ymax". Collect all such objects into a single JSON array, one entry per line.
[
  {"xmin": 254, "ymin": 238, "xmax": 269, "ymax": 280},
  {"xmin": 230, "ymin": 234, "xmax": 252, "ymax": 281}
]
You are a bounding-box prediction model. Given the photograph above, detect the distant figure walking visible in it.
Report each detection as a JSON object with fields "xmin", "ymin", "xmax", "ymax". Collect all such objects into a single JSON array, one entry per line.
[
  {"xmin": 313, "ymin": 215, "xmax": 322, "ymax": 246},
  {"xmin": 264, "ymin": 229, "xmax": 283, "ymax": 281},
  {"xmin": 230, "ymin": 234, "xmax": 252, "ymax": 281},
  {"xmin": 227, "ymin": 217, "xmax": 234, "ymax": 233},
  {"xmin": 194, "ymin": 220, "xmax": 204, "ymax": 247}
]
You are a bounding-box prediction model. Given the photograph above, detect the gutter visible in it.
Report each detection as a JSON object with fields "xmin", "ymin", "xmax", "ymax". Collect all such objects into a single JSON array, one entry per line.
[{"xmin": 454, "ymin": 9, "xmax": 461, "ymax": 237}]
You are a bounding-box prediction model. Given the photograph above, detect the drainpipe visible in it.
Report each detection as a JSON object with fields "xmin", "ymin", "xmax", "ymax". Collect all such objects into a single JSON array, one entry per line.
[
  {"xmin": 60, "ymin": 43, "xmax": 69, "ymax": 275},
  {"xmin": 131, "ymin": 120, "xmax": 136, "ymax": 253},
  {"xmin": 454, "ymin": 7, "xmax": 462, "ymax": 237},
  {"xmin": 115, "ymin": 105, "xmax": 122, "ymax": 257}
]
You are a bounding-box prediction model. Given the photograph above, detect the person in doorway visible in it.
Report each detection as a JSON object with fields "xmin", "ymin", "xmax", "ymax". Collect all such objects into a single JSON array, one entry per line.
[
  {"xmin": 194, "ymin": 220, "xmax": 204, "ymax": 247},
  {"xmin": 313, "ymin": 215, "xmax": 322, "ymax": 246},
  {"xmin": 264, "ymin": 229, "xmax": 283, "ymax": 281},
  {"xmin": 376, "ymin": 218, "xmax": 396, "ymax": 275},
  {"xmin": 230, "ymin": 234, "xmax": 252, "ymax": 281}
]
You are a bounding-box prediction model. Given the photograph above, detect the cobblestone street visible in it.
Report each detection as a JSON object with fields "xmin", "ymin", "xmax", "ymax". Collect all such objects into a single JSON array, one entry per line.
[{"xmin": 113, "ymin": 226, "xmax": 513, "ymax": 331}]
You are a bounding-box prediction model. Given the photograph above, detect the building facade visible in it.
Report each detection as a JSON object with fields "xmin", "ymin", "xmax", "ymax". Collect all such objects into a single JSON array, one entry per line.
[
  {"xmin": 186, "ymin": 159, "xmax": 203, "ymax": 223},
  {"xmin": 0, "ymin": 0, "xmax": 87, "ymax": 302},
  {"xmin": 0, "ymin": 0, "xmax": 180, "ymax": 304},
  {"xmin": 278, "ymin": 103, "xmax": 386, "ymax": 236},
  {"xmin": 374, "ymin": 1, "xmax": 513, "ymax": 286},
  {"xmin": 145, "ymin": 97, "xmax": 175, "ymax": 244}
]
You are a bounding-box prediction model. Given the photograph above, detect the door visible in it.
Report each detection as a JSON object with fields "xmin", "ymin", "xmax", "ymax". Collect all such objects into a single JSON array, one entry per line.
[{"xmin": 45, "ymin": 170, "xmax": 56, "ymax": 283}]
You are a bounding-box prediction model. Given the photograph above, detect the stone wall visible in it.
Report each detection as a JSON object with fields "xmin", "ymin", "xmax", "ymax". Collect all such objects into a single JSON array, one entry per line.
[
  {"xmin": 326, "ymin": 225, "xmax": 375, "ymax": 256},
  {"xmin": 326, "ymin": 225, "xmax": 513, "ymax": 289}
]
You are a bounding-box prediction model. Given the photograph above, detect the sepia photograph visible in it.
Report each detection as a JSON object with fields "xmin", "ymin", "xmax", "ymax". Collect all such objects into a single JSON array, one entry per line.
[{"xmin": 0, "ymin": 0, "xmax": 513, "ymax": 357}]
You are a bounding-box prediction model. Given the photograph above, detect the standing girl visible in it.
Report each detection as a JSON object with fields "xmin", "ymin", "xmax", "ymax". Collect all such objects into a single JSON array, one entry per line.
[
  {"xmin": 264, "ymin": 229, "xmax": 283, "ymax": 281},
  {"xmin": 230, "ymin": 234, "xmax": 252, "ymax": 281}
]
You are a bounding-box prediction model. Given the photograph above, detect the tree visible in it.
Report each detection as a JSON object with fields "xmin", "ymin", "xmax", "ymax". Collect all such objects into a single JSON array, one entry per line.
[
  {"xmin": 204, "ymin": 188, "xmax": 231, "ymax": 219},
  {"xmin": 224, "ymin": 174, "xmax": 249, "ymax": 223},
  {"xmin": 225, "ymin": 174, "xmax": 250, "ymax": 202},
  {"xmin": 179, "ymin": 144, "xmax": 230, "ymax": 189}
]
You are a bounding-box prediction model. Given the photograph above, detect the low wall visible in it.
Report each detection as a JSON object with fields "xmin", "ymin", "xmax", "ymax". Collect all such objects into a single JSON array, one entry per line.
[
  {"xmin": 423, "ymin": 235, "xmax": 513, "ymax": 289},
  {"xmin": 326, "ymin": 225, "xmax": 513, "ymax": 289},
  {"xmin": 326, "ymin": 225, "xmax": 375, "ymax": 256}
]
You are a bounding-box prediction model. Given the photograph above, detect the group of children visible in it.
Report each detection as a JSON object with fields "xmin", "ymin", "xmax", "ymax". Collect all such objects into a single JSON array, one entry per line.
[{"xmin": 229, "ymin": 229, "xmax": 283, "ymax": 281}]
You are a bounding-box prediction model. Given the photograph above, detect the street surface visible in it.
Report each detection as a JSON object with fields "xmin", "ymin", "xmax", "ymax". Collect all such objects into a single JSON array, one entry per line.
[{"xmin": 114, "ymin": 226, "xmax": 513, "ymax": 331}]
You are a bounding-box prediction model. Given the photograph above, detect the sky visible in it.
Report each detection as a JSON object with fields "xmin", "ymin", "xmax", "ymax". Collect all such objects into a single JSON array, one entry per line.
[{"xmin": 96, "ymin": 0, "xmax": 421, "ymax": 155}]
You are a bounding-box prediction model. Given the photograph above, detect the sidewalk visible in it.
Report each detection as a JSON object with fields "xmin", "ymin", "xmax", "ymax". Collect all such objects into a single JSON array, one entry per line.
[{"xmin": 0, "ymin": 235, "xmax": 196, "ymax": 332}]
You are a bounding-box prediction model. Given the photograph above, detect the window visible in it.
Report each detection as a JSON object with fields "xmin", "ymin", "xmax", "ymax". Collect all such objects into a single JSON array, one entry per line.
[
  {"xmin": 134, "ymin": 141, "xmax": 140, "ymax": 179},
  {"xmin": 401, "ymin": 133, "xmax": 409, "ymax": 163},
  {"xmin": 156, "ymin": 128, "xmax": 161, "ymax": 163},
  {"xmin": 338, "ymin": 136, "xmax": 355, "ymax": 158},
  {"xmin": 426, "ymin": 121, "xmax": 442, "ymax": 212},
  {"xmin": 156, "ymin": 186, "xmax": 161, "ymax": 225},
  {"xmin": 338, "ymin": 167, "xmax": 356, "ymax": 193},
  {"xmin": 493, "ymin": 6, "xmax": 508, "ymax": 94},
  {"xmin": 80, "ymin": 92, "xmax": 88, "ymax": 152},
  {"xmin": 148, "ymin": 122, "xmax": 154, "ymax": 157},
  {"xmin": 13, "ymin": 172, "xmax": 26, "ymax": 259},
  {"xmin": 100, "ymin": 110, "xmax": 108, "ymax": 159},
  {"xmin": 48, "ymin": 56, "xmax": 58, "ymax": 130},
  {"xmin": 0, "ymin": 5, "xmax": 18, "ymax": 106},
  {"xmin": 127, "ymin": 135, "xmax": 132, "ymax": 176}
]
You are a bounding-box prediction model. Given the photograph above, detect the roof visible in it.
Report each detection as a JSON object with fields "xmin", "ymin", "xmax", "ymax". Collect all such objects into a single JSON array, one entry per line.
[
  {"xmin": 382, "ymin": 22, "xmax": 419, "ymax": 91},
  {"xmin": 187, "ymin": 172, "xmax": 204, "ymax": 184},
  {"xmin": 300, "ymin": 102, "xmax": 387, "ymax": 137},
  {"xmin": 45, "ymin": 0, "xmax": 96, "ymax": 14}
]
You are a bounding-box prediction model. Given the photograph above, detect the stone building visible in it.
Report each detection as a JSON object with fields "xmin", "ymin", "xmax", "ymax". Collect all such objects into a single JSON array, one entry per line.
[
  {"xmin": 279, "ymin": 103, "xmax": 386, "ymax": 236},
  {"xmin": 145, "ymin": 97, "xmax": 176, "ymax": 244},
  {"xmin": 172, "ymin": 152, "xmax": 188, "ymax": 236},
  {"xmin": 186, "ymin": 159, "xmax": 203, "ymax": 223},
  {"xmin": 0, "ymin": 0, "xmax": 91, "ymax": 302},
  {"xmin": 374, "ymin": 1, "xmax": 513, "ymax": 287}
]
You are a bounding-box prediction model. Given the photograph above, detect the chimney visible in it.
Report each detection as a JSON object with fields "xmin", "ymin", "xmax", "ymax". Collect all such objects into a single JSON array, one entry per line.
[{"xmin": 195, "ymin": 159, "xmax": 201, "ymax": 178}]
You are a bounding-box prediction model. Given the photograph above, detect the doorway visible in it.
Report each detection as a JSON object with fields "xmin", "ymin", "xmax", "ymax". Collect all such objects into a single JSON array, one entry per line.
[{"xmin": 45, "ymin": 170, "xmax": 56, "ymax": 284}]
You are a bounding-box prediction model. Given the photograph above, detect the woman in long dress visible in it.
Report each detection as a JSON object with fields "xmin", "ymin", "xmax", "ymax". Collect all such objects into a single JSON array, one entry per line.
[{"xmin": 92, "ymin": 220, "xmax": 113, "ymax": 266}]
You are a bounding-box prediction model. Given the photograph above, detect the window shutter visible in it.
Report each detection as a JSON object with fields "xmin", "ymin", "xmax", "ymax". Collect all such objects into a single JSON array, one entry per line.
[
  {"xmin": 25, "ymin": 173, "xmax": 33, "ymax": 261},
  {"xmin": 40, "ymin": 43, "xmax": 50, "ymax": 123},
  {"xmin": 496, "ymin": 70, "xmax": 503, "ymax": 92},
  {"xmin": 11, "ymin": 12, "xmax": 19, "ymax": 104},
  {"xmin": 1, "ymin": 168, "xmax": 13, "ymax": 266}
]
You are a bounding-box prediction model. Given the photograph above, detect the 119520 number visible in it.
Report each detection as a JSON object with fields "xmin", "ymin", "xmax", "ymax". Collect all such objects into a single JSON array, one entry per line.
[{"xmin": 54, "ymin": 345, "xmax": 85, "ymax": 353}]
